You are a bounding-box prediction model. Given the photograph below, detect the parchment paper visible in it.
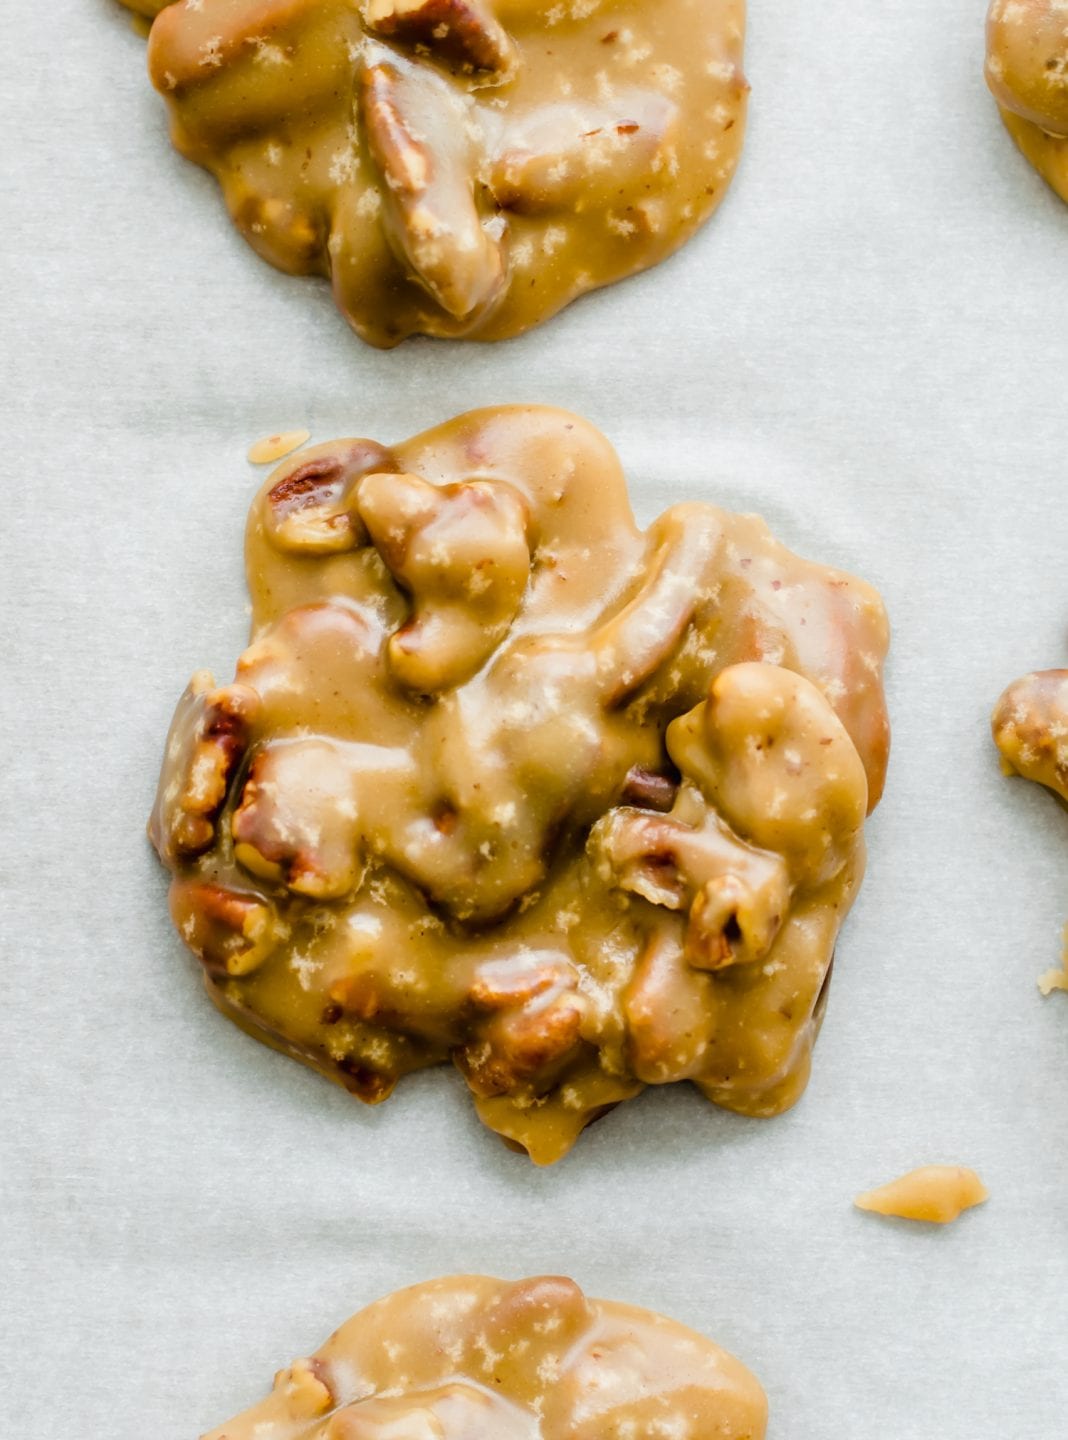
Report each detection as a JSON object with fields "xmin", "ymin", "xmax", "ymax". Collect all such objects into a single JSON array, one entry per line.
[{"xmin": 2, "ymin": 2, "xmax": 1067, "ymax": 1435}]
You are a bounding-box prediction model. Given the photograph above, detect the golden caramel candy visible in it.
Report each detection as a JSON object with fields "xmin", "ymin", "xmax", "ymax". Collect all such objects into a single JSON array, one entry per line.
[
  {"xmin": 986, "ymin": 0, "xmax": 1068, "ymax": 202},
  {"xmin": 201, "ymin": 1275, "xmax": 768, "ymax": 1440},
  {"xmin": 248, "ymin": 428, "xmax": 311, "ymax": 465},
  {"xmin": 149, "ymin": 406, "xmax": 890, "ymax": 1163},
  {"xmin": 992, "ymin": 667, "xmax": 1068, "ymax": 994},
  {"xmin": 855, "ymin": 1166, "xmax": 989, "ymax": 1225},
  {"xmin": 993, "ymin": 668, "xmax": 1068, "ymax": 804},
  {"xmin": 120, "ymin": 0, "xmax": 747, "ymax": 345}
]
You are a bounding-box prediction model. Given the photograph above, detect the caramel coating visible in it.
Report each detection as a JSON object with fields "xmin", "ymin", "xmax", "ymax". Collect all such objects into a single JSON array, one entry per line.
[
  {"xmin": 200, "ymin": 1274, "xmax": 768, "ymax": 1440},
  {"xmin": 993, "ymin": 668, "xmax": 1068, "ymax": 803},
  {"xmin": 986, "ymin": 0, "xmax": 1068, "ymax": 202},
  {"xmin": 854, "ymin": 1166, "xmax": 989, "ymax": 1225},
  {"xmin": 120, "ymin": 0, "xmax": 747, "ymax": 346},
  {"xmin": 150, "ymin": 406, "xmax": 890, "ymax": 1163}
]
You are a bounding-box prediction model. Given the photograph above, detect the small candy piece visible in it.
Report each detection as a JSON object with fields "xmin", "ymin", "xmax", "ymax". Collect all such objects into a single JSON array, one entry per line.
[
  {"xmin": 248, "ymin": 429, "xmax": 311, "ymax": 466},
  {"xmin": 855, "ymin": 1166, "xmax": 989, "ymax": 1225}
]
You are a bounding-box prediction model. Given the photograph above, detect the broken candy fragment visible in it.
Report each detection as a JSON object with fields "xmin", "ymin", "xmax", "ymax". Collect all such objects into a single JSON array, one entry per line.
[{"xmin": 855, "ymin": 1166, "xmax": 989, "ymax": 1224}]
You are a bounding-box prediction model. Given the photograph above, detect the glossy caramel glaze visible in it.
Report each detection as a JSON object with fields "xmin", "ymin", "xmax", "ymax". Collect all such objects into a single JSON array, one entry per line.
[
  {"xmin": 993, "ymin": 668, "xmax": 1068, "ymax": 804},
  {"xmin": 986, "ymin": 0, "xmax": 1068, "ymax": 202},
  {"xmin": 201, "ymin": 1275, "xmax": 768, "ymax": 1440},
  {"xmin": 150, "ymin": 406, "xmax": 890, "ymax": 1163},
  {"xmin": 121, "ymin": 0, "xmax": 747, "ymax": 345}
]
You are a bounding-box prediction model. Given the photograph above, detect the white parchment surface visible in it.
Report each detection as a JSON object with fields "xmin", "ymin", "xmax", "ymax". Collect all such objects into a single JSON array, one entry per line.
[{"xmin": 2, "ymin": 2, "xmax": 1067, "ymax": 1436}]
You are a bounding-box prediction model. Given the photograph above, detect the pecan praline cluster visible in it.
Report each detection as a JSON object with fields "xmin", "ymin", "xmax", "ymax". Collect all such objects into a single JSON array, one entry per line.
[
  {"xmin": 149, "ymin": 407, "xmax": 890, "ymax": 1163},
  {"xmin": 986, "ymin": 0, "xmax": 1068, "ymax": 203},
  {"xmin": 123, "ymin": 0, "xmax": 748, "ymax": 344},
  {"xmin": 200, "ymin": 1274, "xmax": 769, "ymax": 1440}
]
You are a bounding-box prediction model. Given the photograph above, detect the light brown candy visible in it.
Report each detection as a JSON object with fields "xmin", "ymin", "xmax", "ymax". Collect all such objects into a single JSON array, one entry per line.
[
  {"xmin": 119, "ymin": 0, "xmax": 747, "ymax": 345},
  {"xmin": 993, "ymin": 668, "xmax": 1068, "ymax": 802},
  {"xmin": 149, "ymin": 406, "xmax": 890, "ymax": 1163},
  {"xmin": 855, "ymin": 1166, "xmax": 989, "ymax": 1225},
  {"xmin": 200, "ymin": 1275, "xmax": 768, "ymax": 1440},
  {"xmin": 986, "ymin": 0, "xmax": 1068, "ymax": 202},
  {"xmin": 992, "ymin": 666, "xmax": 1068, "ymax": 993}
]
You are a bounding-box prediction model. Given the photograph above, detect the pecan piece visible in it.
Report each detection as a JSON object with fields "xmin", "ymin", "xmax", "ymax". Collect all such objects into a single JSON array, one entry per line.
[
  {"xmin": 667, "ymin": 663, "xmax": 869, "ymax": 888},
  {"xmin": 262, "ymin": 440, "xmax": 398, "ymax": 555},
  {"xmin": 479, "ymin": 1276, "xmax": 593, "ymax": 1387},
  {"xmin": 169, "ymin": 879, "xmax": 278, "ymax": 977},
  {"xmin": 457, "ymin": 953, "xmax": 585, "ymax": 1096},
  {"xmin": 620, "ymin": 764, "xmax": 679, "ymax": 812},
  {"xmin": 361, "ymin": 59, "xmax": 505, "ymax": 321},
  {"xmin": 358, "ymin": 470, "xmax": 530, "ymax": 691},
  {"xmin": 149, "ymin": 672, "xmax": 260, "ymax": 863},
  {"xmin": 490, "ymin": 94, "xmax": 680, "ymax": 213},
  {"xmin": 589, "ymin": 798, "xmax": 790, "ymax": 968},
  {"xmin": 591, "ymin": 504, "xmax": 722, "ymax": 705},
  {"xmin": 232, "ymin": 739, "xmax": 363, "ymax": 899},
  {"xmin": 335, "ymin": 1054, "xmax": 396, "ymax": 1102},
  {"xmin": 362, "ymin": 0, "xmax": 517, "ymax": 77},
  {"xmin": 623, "ymin": 929, "xmax": 715, "ymax": 1082}
]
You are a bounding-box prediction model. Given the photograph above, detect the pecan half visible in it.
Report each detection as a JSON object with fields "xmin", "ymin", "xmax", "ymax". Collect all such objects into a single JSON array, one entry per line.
[
  {"xmin": 362, "ymin": 0, "xmax": 517, "ymax": 78},
  {"xmin": 263, "ymin": 441, "xmax": 398, "ymax": 555},
  {"xmin": 667, "ymin": 663, "xmax": 869, "ymax": 888},
  {"xmin": 623, "ymin": 929, "xmax": 715, "ymax": 1082},
  {"xmin": 168, "ymin": 879, "xmax": 278, "ymax": 977},
  {"xmin": 149, "ymin": 673, "xmax": 260, "ymax": 863},
  {"xmin": 232, "ymin": 739, "xmax": 364, "ymax": 898},
  {"xmin": 361, "ymin": 59, "xmax": 504, "ymax": 321},
  {"xmin": 591, "ymin": 504, "xmax": 722, "ymax": 706},
  {"xmin": 590, "ymin": 798, "xmax": 790, "ymax": 968},
  {"xmin": 457, "ymin": 952, "xmax": 585, "ymax": 1096}
]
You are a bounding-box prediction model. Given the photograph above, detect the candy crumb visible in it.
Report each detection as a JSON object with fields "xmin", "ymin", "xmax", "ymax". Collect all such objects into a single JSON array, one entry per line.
[
  {"xmin": 1037, "ymin": 924, "xmax": 1068, "ymax": 996},
  {"xmin": 854, "ymin": 1166, "xmax": 988, "ymax": 1225},
  {"xmin": 248, "ymin": 429, "xmax": 311, "ymax": 465}
]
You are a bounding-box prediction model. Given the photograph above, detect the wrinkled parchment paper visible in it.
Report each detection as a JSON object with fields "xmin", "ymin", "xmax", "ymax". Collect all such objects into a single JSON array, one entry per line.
[{"xmin": 2, "ymin": 2, "xmax": 1067, "ymax": 1435}]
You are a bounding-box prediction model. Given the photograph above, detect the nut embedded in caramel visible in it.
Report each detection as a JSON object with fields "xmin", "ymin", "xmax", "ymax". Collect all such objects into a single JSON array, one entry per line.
[
  {"xmin": 200, "ymin": 1274, "xmax": 769, "ymax": 1440},
  {"xmin": 149, "ymin": 405, "xmax": 890, "ymax": 1163},
  {"xmin": 119, "ymin": 0, "xmax": 748, "ymax": 346},
  {"xmin": 986, "ymin": 0, "xmax": 1068, "ymax": 203},
  {"xmin": 992, "ymin": 666, "xmax": 1068, "ymax": 994}
]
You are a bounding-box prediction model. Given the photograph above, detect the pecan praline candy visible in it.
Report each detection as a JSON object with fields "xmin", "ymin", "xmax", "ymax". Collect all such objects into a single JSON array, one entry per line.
[
  {"xmin": 150, "ymin": 406, "xmax": 890, "ymax": 1164},
  {"xmin": 200, "ymin": 1274, "xmax": 769, "ymax": 1439},
  {"xmin": 121, "ymin": 0, "xmax": 748, "ymax": 344},
  {"xmin": 986, "ymin": 0, "xmax": 1068, "ymax": 203}
]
